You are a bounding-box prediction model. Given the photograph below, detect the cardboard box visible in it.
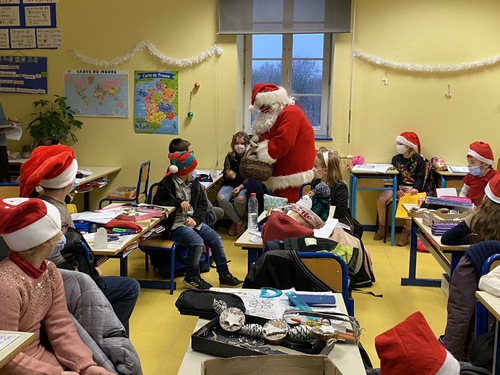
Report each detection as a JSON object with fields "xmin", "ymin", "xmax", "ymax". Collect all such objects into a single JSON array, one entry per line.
[
  {"xmin": 107, "ymin": 186, "xmax": 137, "ymax": 199},
  {"xmin": 422, "ymin": 210, "xmax": 470, "ymax": 227},
  {"xmin": 202, "ymin": 355, "xmax": 343, "ymax": 375},
  {"xmin": 192, "ymin": 315, "xmax": 334, "ymax": 358}
]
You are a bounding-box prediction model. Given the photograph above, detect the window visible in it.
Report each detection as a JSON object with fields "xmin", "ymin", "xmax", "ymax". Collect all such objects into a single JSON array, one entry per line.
[{"xmin": 243, "ymin": 33, "xmax": 334, "ymax": 138}]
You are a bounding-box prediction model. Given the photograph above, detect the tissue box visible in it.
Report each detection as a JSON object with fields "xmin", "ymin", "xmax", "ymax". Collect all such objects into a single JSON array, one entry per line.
[
  {"xmin": 202, "ymin": 355, "xmax": 343, "ymax": 375},
  {"xmin": 107, "ymin": 186, "xmax": 137, "ymax": 199}
]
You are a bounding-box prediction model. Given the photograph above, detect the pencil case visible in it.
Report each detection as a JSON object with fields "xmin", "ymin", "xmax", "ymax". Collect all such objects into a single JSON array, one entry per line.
[{"xmin": 175, "ymin": 290, "xmax": 246, "ymax": 320}]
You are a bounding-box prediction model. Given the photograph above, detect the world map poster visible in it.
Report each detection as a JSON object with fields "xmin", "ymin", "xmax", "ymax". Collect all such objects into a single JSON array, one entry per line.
[
  {"xmin": 64, "ymin": 70, "xmax": 129, "ymax": 117},
  {"xmin": 134, "ymin": 70, "xmax": 178, "ymax": 135}
]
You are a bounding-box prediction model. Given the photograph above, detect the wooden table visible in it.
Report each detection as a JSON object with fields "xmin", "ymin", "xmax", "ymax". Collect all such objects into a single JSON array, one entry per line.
[
  {"xmin": 75, "ymin": 165, "xmax": 122, "ymax": 211},
  {"xmin": 177, "ymin": 292, "xmax": 365, "ymax": 375},
  {"xmin": 475, "ymin": 291, "xmax": 500, "ymax": 374},
  {"xmin": 234, "ymin": 212, "xmax": 266, "ymax": 272},
  {"xmin": 349, "ymin": 169, "xmax": 399, "ymax": 245},
  {"xmin": 90, "ymin": 206, "xmax": 176, "ymax": 291},
  {"xmin": 401, "ymin": 216, "xmax": 468, "ymax": 287},
  {"xmin": 0, "ymin": 331, "xmax": 34, "ymax": 369}
]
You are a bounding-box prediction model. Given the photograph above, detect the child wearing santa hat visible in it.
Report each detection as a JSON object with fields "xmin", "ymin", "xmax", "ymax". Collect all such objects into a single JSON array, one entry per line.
[
  {"xmin": 459, "ymin": 141, "xmax": 497, "ymax": 207},
  {"xmin": 261, "ymin": 182, "xmax": 331, "ymax": 245},
  {"xmin": 0, "ymin": 197, "xmax": 114, "ymax": 375},
  {"xmin": 374, "ymin": 131, "xmax": 426, "ymax": 246},
  {"xmin": 153, "ymin": 151, "xmax": 243, "ymax": 290},
  {"xmin": 370, "ymin": 311, "xmax": 460, "ymax": 375},
  {"xmin": 20, "ymin": 144, "xmax": 141, "ymax": 334}
]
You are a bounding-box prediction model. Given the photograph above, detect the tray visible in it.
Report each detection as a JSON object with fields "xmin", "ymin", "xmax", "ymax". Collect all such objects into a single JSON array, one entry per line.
[{"xmin": 192, "ymin": 314, "xmax": 334, "ymax": 358}]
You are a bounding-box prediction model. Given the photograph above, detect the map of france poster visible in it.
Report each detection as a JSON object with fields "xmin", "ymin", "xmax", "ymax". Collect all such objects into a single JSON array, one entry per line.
[
  {"xmin": 134, "ymin": 70, "xmax": 178, "ymax": 135},
  {"xmin": 64, "ymin": 70, "xmax": 129, "ymax": 117}
]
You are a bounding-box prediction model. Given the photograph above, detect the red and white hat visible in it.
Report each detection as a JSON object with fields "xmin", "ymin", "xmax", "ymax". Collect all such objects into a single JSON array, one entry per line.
[
  {"xmin": 248, "ymin": 83, "xmax": 293, "ymax": 112},
  {"xmin": 395, "ymin": 132, "xmax": 421, "ymax": 154},
  {"xmin": 20, "ymin": 145, "xmax": 78, "ymax": 197},
  {"xmin": 375, "ymin": 311, "xmax": 460, "ymax": 375},
  {"xmin": 485, "ymin": 172, "xmax": 500, "ymax": 204},
  {"xmin": 467, "ymin": 141, "xmax": 494, "ymax": 166},
  {"xmin": 0, "ymin": 198, "xmax": 61, "ymax": 252}
]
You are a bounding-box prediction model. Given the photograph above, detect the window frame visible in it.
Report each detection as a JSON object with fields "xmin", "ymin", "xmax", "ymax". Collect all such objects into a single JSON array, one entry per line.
[{"xmin": 243, "ymin": 33, "xmax": 334, "ymax": 139}]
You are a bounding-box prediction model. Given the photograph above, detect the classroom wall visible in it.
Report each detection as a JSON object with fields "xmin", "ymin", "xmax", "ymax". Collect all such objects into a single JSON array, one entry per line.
[{"xmin": 3, "ymin": 0, "xmax": 500, "ymax": 221}]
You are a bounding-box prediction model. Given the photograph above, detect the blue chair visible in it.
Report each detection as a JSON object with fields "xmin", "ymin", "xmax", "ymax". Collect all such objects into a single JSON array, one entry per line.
[
  {"xmin": 297, "ymin": 251, "xmax": 354, "ymax": 316},
  {"xmin": 476, "ymin": 253, "xmax": 500, "ymax": 337},
  {"xmin": 99, "ymin": 161, "xmax": 150, "ymax": 208},
  {"xmin": 299, "ymin": 182, "xmax": 312, "ymax": 198}
]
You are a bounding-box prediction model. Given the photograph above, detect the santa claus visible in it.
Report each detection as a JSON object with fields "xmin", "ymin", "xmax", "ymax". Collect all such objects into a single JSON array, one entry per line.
[{"xmin": 249, "ymin": 83, "xmax": 316, "ymax": 203}]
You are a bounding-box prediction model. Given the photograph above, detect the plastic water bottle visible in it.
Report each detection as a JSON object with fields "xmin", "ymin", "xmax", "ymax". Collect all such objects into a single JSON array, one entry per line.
[
  {"xmin": 418, "ymin": 194, "xmax": 423, "ymax": 207},
  {"xmin": 248, "ymin": 192, "xmax": 259, "ymax": 232}
]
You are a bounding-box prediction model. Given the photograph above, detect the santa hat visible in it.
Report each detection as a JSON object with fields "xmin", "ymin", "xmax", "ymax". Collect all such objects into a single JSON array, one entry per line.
[
  {"xmin": 485, "ymin": 172, "xmax": 500, "ymax": 204},
  {"xmin": 375, "ymin": 311, "xmax": 460, "ymax": 375},
  {"xmin": 168, "ymin": 151, "xmax": 198, "ymax": 176},
  {"xmin": 467, "ymin": 141, "xmax": 494, "ymax": 166},
  {"xmin": 20, "ymin": 145, "xmax": 78, "ymax": 197},
  {"xmin": 292, "ymin": 182, "xmax": 331, "ymax": 229},
  {"xmin": 0, "ymin": 198, "xmax": 61, "ymax": 252},
  {"xmin": 248, "ymin": 83, "xmax": 293, "ymax": 112},
  {"xmin": 395, "ymin": 132, "xmax": 421, "ymax": 154}
]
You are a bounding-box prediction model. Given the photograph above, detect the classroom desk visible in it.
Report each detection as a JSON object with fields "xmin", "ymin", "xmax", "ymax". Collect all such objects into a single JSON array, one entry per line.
[
  {"xmin": 91, "ymin": 206, "xmax": 176, "ymax": 291},
  {"xmin": 433, "ymin": 170, "xmax": 466, "ymax": 190},
  {"xmin": 75, "ymin": 165, "xmax": 122, "ymax": 211},
  {"xmin": 475, "ymin": 290, "xmax": 500, "ymax": 375},
  {"xmin": 177, "ymin": 291, "xmax": 365, "ymax": 375},
  {"xmin": 234, "ymin": 227, "xmax": 263, "ymax": 272},
  {"xmin": 349, "ymin": 169, "xmax": 399, "ymax": 245},
  {"xmin": 401, "ymin": 216, "xmax": 468, "ymax": 287},
  {"xmin": 0, "ymin": 331, "xmax": 35, "ymax": 369}
]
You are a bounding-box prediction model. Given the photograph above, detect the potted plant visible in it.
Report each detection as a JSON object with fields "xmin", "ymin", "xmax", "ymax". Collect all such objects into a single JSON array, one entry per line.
[{"xmin": 28, "ymin": 95, "xmax": 83, "ymax": 148}]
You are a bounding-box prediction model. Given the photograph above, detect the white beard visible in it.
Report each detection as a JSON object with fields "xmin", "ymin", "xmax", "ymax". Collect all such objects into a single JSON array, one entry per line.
[{"xmin": 251, "ymin": 103, "xmax": 287, "ymax": 137}]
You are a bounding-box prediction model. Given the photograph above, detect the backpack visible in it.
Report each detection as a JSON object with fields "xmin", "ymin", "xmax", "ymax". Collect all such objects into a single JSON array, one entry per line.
[
  {"xmin": 422, "ymin": 158, "xmax": 438, "ymax": 197},
  {"xmin": 469, "ymin": 330, "xmax": 495, "ymax": 372},
  {"xmin": 59, "ymin": 227, "xmax": 104, "ymax": 288},
  {"xmin": 352, "ymin": 241, "xmax": 376, "ymax": 288},
  {"xmin": 266, "ymin": 236, "xmax": 362, "ymax": 286}
]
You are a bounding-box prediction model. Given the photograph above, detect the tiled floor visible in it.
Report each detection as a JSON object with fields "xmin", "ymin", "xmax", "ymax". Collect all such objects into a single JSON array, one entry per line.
[{"xmin": 98, "ymin": 229, "xmax": 448, "ymax": 374}]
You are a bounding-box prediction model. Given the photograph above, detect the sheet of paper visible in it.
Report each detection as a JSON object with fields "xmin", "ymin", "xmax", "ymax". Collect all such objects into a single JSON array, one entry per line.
[
  {"xmin": 447, "ymin": 165, "xmax": 468, "ymax": 174},
  {"xmin": 313, "ymin": 217, "xmax": 338, "ymax": 239},
  {"xmin": 0, "ymin": 124, "xmax": 22, "ymax": 140},
  {"xmin": 436, "ymin": 188, "xmax": 458, "ymax": 198},
  {"xmin": 352, "ymin": 163, "xmax": 393, "ymax": 173},
  {"xmin": 83, "ymin": 233, "xmax": 136, "ymax": 251},
  {"xmin": 395, "ymin": 192, "xmax": 426, "ymax": 219},
  {"xmin": 0, "ymin": 333, "xmax": 20, "ymax": 350},
  {"xmin": 71, "ymin": 210, "xmax": 121, "ymax": 224}
]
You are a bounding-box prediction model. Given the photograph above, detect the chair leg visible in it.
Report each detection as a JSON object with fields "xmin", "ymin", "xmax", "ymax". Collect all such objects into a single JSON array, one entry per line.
[
  {"xmin": 144, "ymin": 251, "xmax": 149, "ymax": 272},
  {"xmin": 383, "ymin": 202, "xmax": 391, "ymax": 244}
]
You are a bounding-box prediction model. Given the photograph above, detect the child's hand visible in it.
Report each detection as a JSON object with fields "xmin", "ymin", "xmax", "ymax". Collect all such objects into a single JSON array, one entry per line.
[
  {"xmin": 184, "ymin": 217, "xmax": 196, "ymax": 227},
  {"xmin": 227, "ymin": 170, "xmax": 236, "ymax": 179},
  {"xmin": 409, "ymin": 188, "xmax": 418, "ymax": 195},
  {"xmin": 180, "ymin": 201, "xmax": 190, "ymax": 211},
  {"xmin": 396, "ymin": 189, "xmax": 406, "ymax": 198},
  {"xmin": 232, "ymin": 185, "xmax": 242, "ymax": 195}
]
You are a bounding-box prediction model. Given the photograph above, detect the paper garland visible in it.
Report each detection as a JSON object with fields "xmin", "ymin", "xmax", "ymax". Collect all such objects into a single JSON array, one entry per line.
[
  {"xmin": 353, "ymin": 49, "xmax": 500, "ymax": 73},
  {"xmin": 69, "ymin": 41, "xmax": 223, "ymax": 68}
]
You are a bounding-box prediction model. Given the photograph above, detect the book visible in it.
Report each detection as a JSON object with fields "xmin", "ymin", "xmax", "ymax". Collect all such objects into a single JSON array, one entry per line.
[
  {"xmin": 352, "ymin": 163, "xmax": 394, "ymax": 173},
  {"xmin": 288, "ymin": 293, "xmax": 337, "ymax": 307}
]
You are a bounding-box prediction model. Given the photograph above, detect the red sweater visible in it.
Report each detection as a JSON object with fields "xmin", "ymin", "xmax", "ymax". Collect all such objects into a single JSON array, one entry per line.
[
  {"xmin": 0, "ymin": 259, "xmax": 96, "ymax": 374},
  {"xmin": 261, "ymin": 211, "xmax": 314, "ymax": 245},
  {"xmin": 463, "ymin": 169, "xmax": 497, "ymax": 206}
]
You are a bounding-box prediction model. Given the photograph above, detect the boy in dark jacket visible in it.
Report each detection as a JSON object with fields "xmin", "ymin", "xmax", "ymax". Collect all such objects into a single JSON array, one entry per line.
[{"xmin": 153, "ymin": 151, "xmax": 242, "ymax": 290}]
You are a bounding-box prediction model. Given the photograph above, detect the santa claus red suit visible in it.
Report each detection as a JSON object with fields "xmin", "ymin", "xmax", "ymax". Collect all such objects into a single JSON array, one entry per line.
[{"xmin": 249, "ymin": 83, "xmax": 316, "ymax": 203}]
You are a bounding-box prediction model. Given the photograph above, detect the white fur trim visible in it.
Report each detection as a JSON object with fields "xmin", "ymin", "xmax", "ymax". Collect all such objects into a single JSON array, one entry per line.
[
  {"xmin": 4, "ymin": 201, "xmax": 62, "ymax": 252},
  {"xmin": 253, "ymin": 87, "xmax": 293, "ymax": 109},
  {"xmin": 435, "ymin": 350, "xmax": 460, "ymax": 375},
  {"xmin": 467, "ymin": 149, "xmax": 494, "ymax": 165},
  {"xmin": 40, "ymin": 159, "xmax": 78, "ymax": 189},
  {"xmin": 256, "ymin": 140, "xmax": 277, "ymax": 165},
  {"xmin": 395, "ymin": 135, "xmax": 417, "ymax": 152},
  {"xmin": 265, "ymin": 170, "xmax": 315, "ymax": 191},
  {"xmin": 169, "ymin": 165, "xmax": 179, "ymax": 173},
  {"xmin": 485, "ymin": 183, "xmax": 500, "ymax": 204}
]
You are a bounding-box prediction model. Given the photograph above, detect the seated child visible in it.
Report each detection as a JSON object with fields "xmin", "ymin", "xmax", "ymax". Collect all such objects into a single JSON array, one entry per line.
[
  {"xmin": 460, "ymin": 141, "xmax": 496, "ymax": 207},
  {"xmin": 153, "ymin": 151, "xmax": 242, "ymax": 290},
  {"xmin": 261, "ymin": 182, "xmax": 330, "ymax": 245},
  {"xmin": 368, "ymin": 311, "xmax": 460, "ymax": 375}
]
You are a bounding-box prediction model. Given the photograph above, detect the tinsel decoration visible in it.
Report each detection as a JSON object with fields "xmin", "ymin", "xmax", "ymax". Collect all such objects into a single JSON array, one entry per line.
[
  {"xmin": 353, "ymin": 50, "xmax": 500, "ymax": 73},
  {"xmin": 69, "ymin": 41, "xmax": 223, "ymax": 68}
]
